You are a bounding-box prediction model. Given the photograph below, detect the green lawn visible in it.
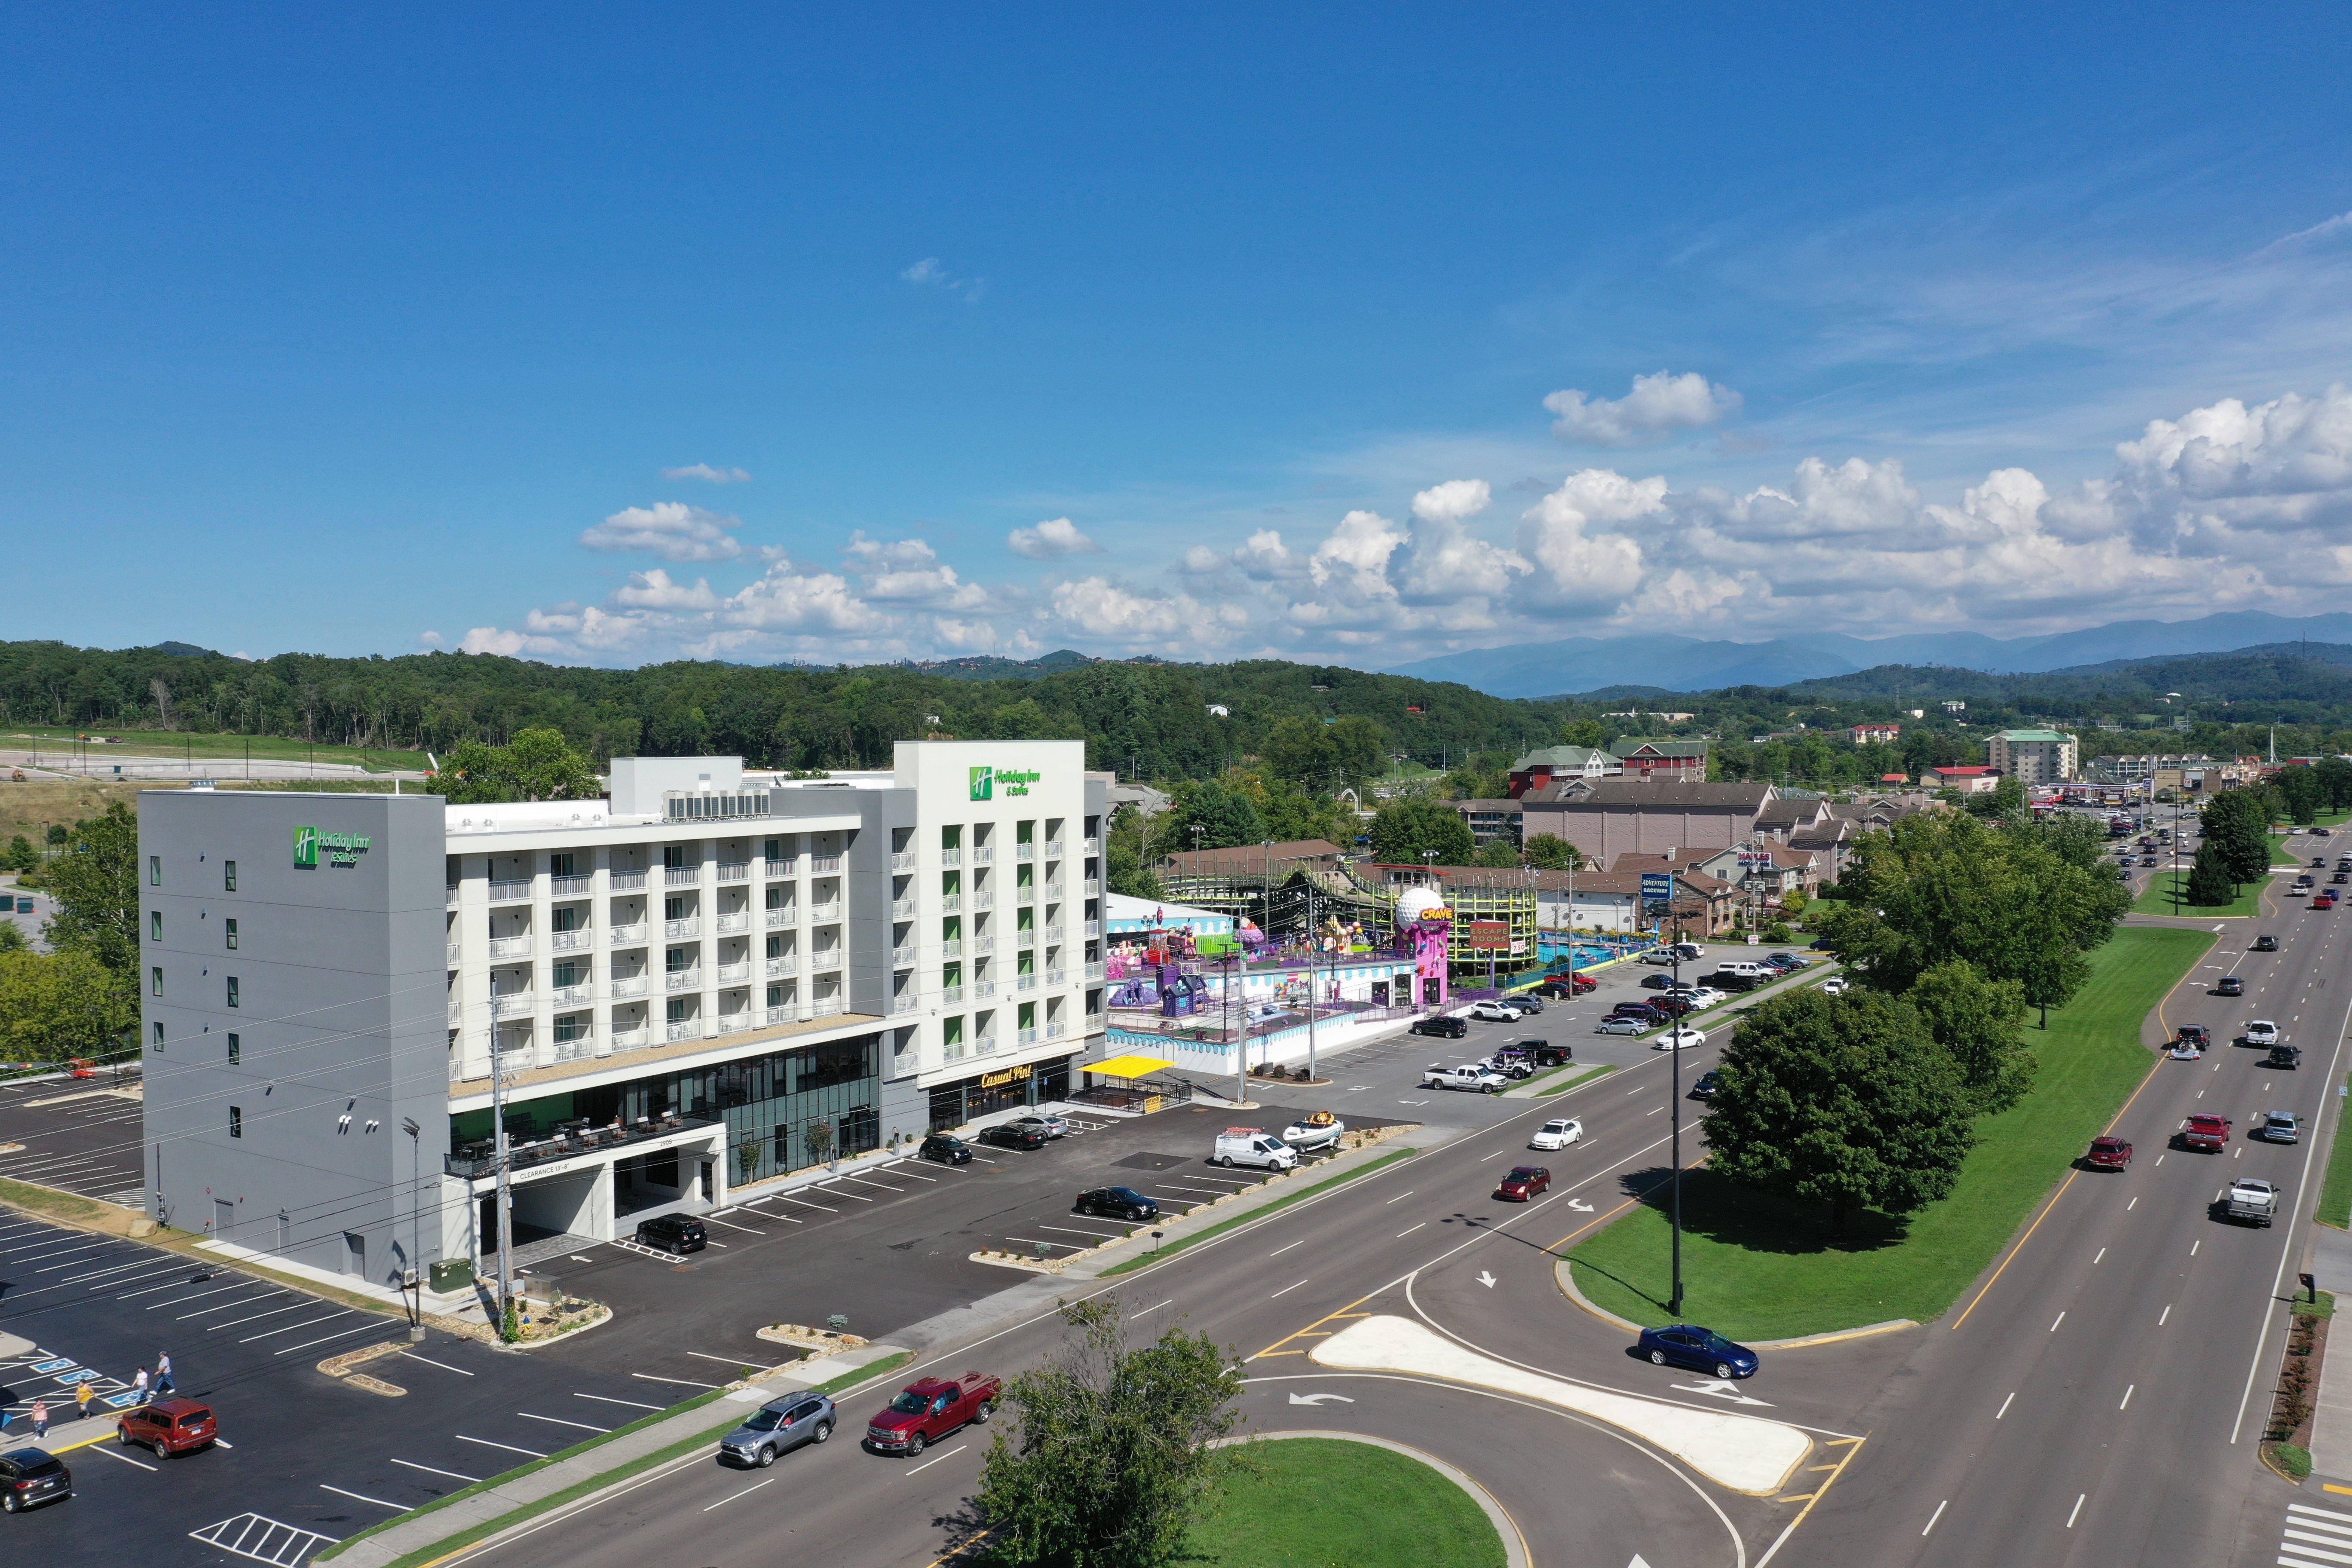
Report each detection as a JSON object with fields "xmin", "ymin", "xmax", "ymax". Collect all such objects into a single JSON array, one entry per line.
[
  {"xmin": 3, "ymin": 724, "xmax": 427, "ymax": 771},
  {"xmin": 1187, "ymin": 1439, "xmax": 1504, "ymax": 1568},
  {"xmin": 2317, "ymin": 1075, "xmax": 2352, "ymax": 1230},
  {"xmin": 1566, "ymin": 925, "xmax": 2212, "ymax": 1340},
  {"xmin": 2131, "ymin": 871, "xmax": 2266, "ymax": 918}
]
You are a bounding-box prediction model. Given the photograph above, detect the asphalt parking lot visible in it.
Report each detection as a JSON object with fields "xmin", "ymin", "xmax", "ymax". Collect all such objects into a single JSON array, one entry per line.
[
  {"xmin": 0, "ymin": 1212, "xmax": 695, "ymax": 1567},
  {"xmin": 0, "ymin": 1077, "xmax": 149, "ymax": 1203}
]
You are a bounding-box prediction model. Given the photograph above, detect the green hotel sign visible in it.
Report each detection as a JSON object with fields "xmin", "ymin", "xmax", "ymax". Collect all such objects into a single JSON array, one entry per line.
[
  {"xmin": 969, "ymin": 765, "xmax": 1043, "ymax": 801},
  {"xmin": 293, "ymin": 825, "xmax": 373, "ymax": 869}
]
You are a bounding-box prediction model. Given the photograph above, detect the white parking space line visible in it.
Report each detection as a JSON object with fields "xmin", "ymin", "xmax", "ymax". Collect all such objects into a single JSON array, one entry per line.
[
  {"xmin": 1037, "ymin": 1224, "xmax": 1125, "ymax": 1240},
  {"xmin": 322, "ymin": 1485, "xmax": 407, "ymax": 1510},
  {"xmin": 814, "ymin": 1183, "xmax": 876, "ymax": 1202},
  {"xmin": 631, "ymin": 1372, "xmax": 718, "ymax": 1388},
  {"xmin": 905, "ymin": 1442, "xmax": 968, "ymax": 1476},
  {"xmin": 574, "ymin": 1392, "xmax": 661, "ymax": 1411},
  {"xmin": 704, "ymin": 1476, "xmax": 778, "ymax": 1510},
  {"xmin": 61, "ymin": 1257, "xmax": 175, "ymax": 1285},
  {"xmin": 156, "ymin": 1282, "xmax": 267, "ymax": 1311},
  {"xmin": 113, "ymin": 1271, "xmax": 222, "ymax": 1299},
  {"xmin": 1004, "ymin": 1237, "xmax": 1077, "ymax": 1252},
  {"xmin": 391, "ymin": 1458, "xmax": 482, "ymax": 1483},
  {"xmin": 702, "ymin": 1216, "xmax": 767, "ymax": 1235},
  {"xmin": 91, "ymin": 1443, "xmax": 158, "ymax": 1471},
  {"xmin": 178, "ymin": 1293, "xmax": 282, "ymax": 1320},
  {"xmin": 238, "ymin": 1311, "xmax": 351, "ymax": 1344},
  {"xmin": 518, "ymin": 1411, "xmax": 609, "ymax": 1433},
  {"xmin": 399, "ymin": 1351, "xmax": 474, "ymax": 1375},
  {"xmin": 737, "ymin": 1204, "xmax": 805, "ymax": 1223},
  {"xmin": 211, "ymin": 1302, "xmax": 315, "ymax": 1332},
  {"xmin": 456, "ymin": 1434, "xmax": 548, "ymax": 1458},
  {"xmin": 275, "ymin": 1321, "xmax": 384, "ymax": 1356},
  {"xmin": 833, "ymin": 1174, "xmax": 906, "ymax": 1193},
  {"xmin": 887, "ymin": 1167, "xmax": 940, "ymax": 1182},
  {"xmin": 682, "ymin": 1351, "xmax": 764, "ymax": 1366},
  {"xmin": 769, "ymin": 1194, "xmax": 839, "ymax": 1213}
]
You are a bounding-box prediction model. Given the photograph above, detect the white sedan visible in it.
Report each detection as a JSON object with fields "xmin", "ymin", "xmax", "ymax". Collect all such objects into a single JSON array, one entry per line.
[
  {"xmin": 1820, "ymin": 976, "xmax": 1849, "ymax": 997},
  {"xmin": 1529, "ymin": 1118, "xmax": 1585, "ymax": 1151},
  {"xmin": 2246, "ymin": 1020, "xmax": 2282, "ymax": 1047},
  {"xmin": 1653, "ymin": 1026, "xmax": 1709, "ymax": 1051}
]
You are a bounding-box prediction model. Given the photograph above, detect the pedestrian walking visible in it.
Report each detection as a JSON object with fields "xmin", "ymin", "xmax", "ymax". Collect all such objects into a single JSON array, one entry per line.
[
  {"xmin": 132, "ymin": 1367, "xmax": 149, "ymax": 1403},
  {"xmin": 155, "ymin": 1351, "xmax": 174, "ymax": 1395},
  {"xmin": 31, "ymin": 1399, "xmax": 48, "ymax": 1439},
  {"xmin": 74, "ymin": 1381, "xmax": 93, "ymax": 1420}
]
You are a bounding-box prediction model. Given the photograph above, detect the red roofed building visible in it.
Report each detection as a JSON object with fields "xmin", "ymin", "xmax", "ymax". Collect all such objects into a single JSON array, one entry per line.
[{"xmin": 1924, "ymin": 764, "xmax": 2002, "ymax": 795}]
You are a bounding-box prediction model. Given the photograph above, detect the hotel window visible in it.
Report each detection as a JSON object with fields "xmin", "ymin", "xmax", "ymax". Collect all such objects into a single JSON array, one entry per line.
[
  {"xmin": 223, "ymin": 859, "xmax": 237, "ymax": 891},
  {"xmin": 226, "ymin": 976, "xmax": 240, "ymax": 1008},
  {"xmin": 550, "ymin": 851, "xmax": 576, "ymax": 877},
  {"xmin": 152, "ymin": 1022, "xmax": 164, "ymax": 1051},
  {"xmin": 150, "ymin": 854, "xmax": 162, "ymax": 886},
  {"xmin": 227, "ymin": 1032, "xmax": 240, "ymax": 1065},
  {"xmin": 150, "ymin": 910, "xmax": 163, "ymax": 942},
  {"xmin": 943, "ymin": 1014, "xmax": 965, "ymax": 1061},
  {"xmin": 664, "ymin": 845, "xmax": 688, "ymax": 870},
  {"xmin": 228, "ymin": 1106, "xmax": 242, "ymax": 1138},
  {"xmin": 151, "ymin": 966, "xmax": 163, "ymax": 997},
  {"xmin": 225, "ymin": 918, "xmax": 239, "ymax": 950}
]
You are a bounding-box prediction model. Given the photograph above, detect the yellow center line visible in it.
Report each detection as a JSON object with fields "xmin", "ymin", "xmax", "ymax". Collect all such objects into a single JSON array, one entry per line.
[
  {"xmin": 1759, "ymin": 1435, "xmax": 1867, "ymax": 1565},
  {"xmin": 1251, "ymin": 1290, "xmax": 1381, "ymax": 1360}
]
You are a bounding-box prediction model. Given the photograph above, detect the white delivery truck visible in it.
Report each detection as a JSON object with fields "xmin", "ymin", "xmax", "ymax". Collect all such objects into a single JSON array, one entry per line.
[{"xmin": 1214, "ymin": 1127, "xmax": 1298, "ymax": 1171}]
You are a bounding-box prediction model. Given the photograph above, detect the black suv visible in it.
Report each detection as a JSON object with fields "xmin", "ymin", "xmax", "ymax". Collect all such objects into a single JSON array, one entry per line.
[
  {"xmin": 919, "ymin": 1133, "xmax": 972, "ymax": 1166},
  {"xmin": 979, "ymin": 1122, "xmax": 1048, "ymax": 1151},
  {"xmin": 0, "ymin": 1447, "xmax": 71, "ymax": 1513},
  {"xmin": 2216, "ymin": 976, "xmax": 2245, "ymax": 997},
  {"xmin": 1409, "ymin": 1016, "xmax": 1468, "ymax": 1039},
  {"xmin": 2253, "ymin": 934, "xmax": 2279, "ymax": 952},
  {"xmin": 1074, "ymin": 1186, "xmax": 1158, "ymax": 1222},
  {"xmin": 635, "ymin": 1213, "xmax": 708, "ymax": 1255}
]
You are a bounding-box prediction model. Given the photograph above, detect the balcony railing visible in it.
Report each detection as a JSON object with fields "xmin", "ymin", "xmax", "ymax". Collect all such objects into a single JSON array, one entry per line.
[
  {"xmin": 810, "ymin": 853, "xmax": 844, "ymax": 874},
  {"xmin": 489, "ymin": 879, "xmax": 531, "ymax": 903},
  {"xmin": 551, "ymin": 929, "xmax": 591, "ymax": 952},
  {"xmin": 812, "ymin": 996, "xmax": 845, "ymax": 1018},
  {"xmin": 610, "ymin": 1026, "xmax": 648, "ymax": 1049},
  {"xmin": 665, "ymin": 865, "xmax": 699, "ymax": 886},
  {"xmin": 1044, "ymin": 839, "xmax": 1063, "ymax": 859},
  {"xmin": 810, "ymin": 901, "xmax": 844, "ymax": 922},
  {"xmin": 941, "ymin": 984, "xmax": 963, "ymax": 1005},
  {"xmin": 891, "ymin": 849, "xmax": 918, "ymax": 873},
  {"xmin": 892, "ymin": 992, "xmax": 919, "ymax": 1015},
  {"xmin": 447, "ymin": 940, "xmax": 462, "ymax": 964},
  {"xmin": 1047, "ymin": 967, "xmax": 1066, "ymax": 986},
  {"xmin": 445, "ymin": 883, "xmax": 460, "ymax": 909},
  {"xmin": 715, "ymin": 912, "xmax": 750, "ymax": 934},
  {"xmin": 664, "ymin": 917, "xmax": 701, "ymax": 939},
  {"xmin": 1017, "ymin": 882, "xmax": 1036, "ymax": 904},
  {"xmin": 971, "ymin": 935, "xmax": 995, "ymax": 956},
  {"xmin": 940, "ymin": 846, "xmax": 962, "ymax": 867},
  {"xmin": 548, "ymin": 982, "xmax": 594, "ymax": 1008},
  {"xmin": 488, "ymin": 935, "xmax": 533, "ymax": 960},
  {"xmin": 447, "ymin": 1000, "xmax": 463, "ymax": 1026},
  {"xmin": 974, "ymin": 1033, "xmax": 996, "ymax": 1055},
  {"xmin": 1084, "ymin": 877, "xmax": 1102, "ymax": 895},
  {"xmin": 611, "ymin": 977, "xmax": 648, "ymax": 998},
  {"xmin": 1043, "ymin": 881, "xmax": 1065, "ymax": 902},
  {"xmin": 609, "ymin": 922, "xmax": 649, "ymax": 945},
  {"xmin": 716, "ymin": 861, "xmax": 750, "ymax": 882},
  {"xmin": 973, "ymin": 845, "xmax": 995, "ymax": 864},
  {"xmin": 1015, "ymin": 926, "xmax": 1035, "ymax": 948},
  {"xmin": 1043, "ymin": 925, "xmax": 1064, "ymax": 944},
  {"xmin": 765, "ymin": 907, "xmax": 794, "ymax": 928},
  {"xmin": 550, "ymin": 874, "xmax": 593, "ymax": 897},
  {"xmin": 890, "ymin": 897, "xmax": 917, "ymax": 918},
  {"xmin": 717, "ymin": 1014, "xmax": 747, "ymax": 1034},
  {"xmin": 1084, "ymin": 1009, "xmax": 1105, "ymax": 1028},
  {"xmin": 1047, "ymin": 1019, "xmax": 1068, "ymax": 1039},
  {"xmin": 974, "ymin": 979, "xmax": 996, "ymax": 998},
  {"xmin": 1018, "ymin": 973, "xmax": 1036, "ymax": 991},
  {"xmin": 667, "ymin": 1020, "xmax": 702, "ymax": 1043},
  {"xmin": 1018, "ymin": 1027, "xmax": 1039, "ymax": 1047},
  {"xmin": 940, "ymin": 939, "xmax": 962, "ymax": 962},
  {"xmin": 717, "ymin": 961, "xmax": 750, "ymax": 983},
  {"xmin": 490, "ymin": 992, "xmax": 534, "ymax": 1019},
  {"xmin": 1084, "ymin": 961, "xmax": 1106, "ymax": 982},
  {"xmin": 767, "ymin": 955, "xmax": 797, "ymax": 977},
  {"xmin": 665, "ymin": 971, "xmax": 699, "ymax": 992},
  {"xmin": 1017, "ymin": 841, "xmax": 1034, "ymax": 861},
  {"xmin": 609, "ymin": 869, "xmax": 649, "ymax": 891},
  {"xmin": 1083, "ymin": 836, "xmax": 1101, "ymax": 855},
  {"xmin": 1083, "ymin": 920, "xmax": 1101, "ymax": 938},
  {"xmin": 891, "ymin": 946, "xmax": 917, "ymax": 968},
  {"xmin": 444, "ymin": 1111, "xmax": 718, "ymax": 1179},
  {"xmin": 812, "ymin": 950, "xmax": 843, "ymax": 972},
  {"xmin": 939, "ymin": 893, "xmax": 962, "ymax": 915},
  {"xmin": 971, "ymin": 890, "xmax": 994, "ymax": 911}
]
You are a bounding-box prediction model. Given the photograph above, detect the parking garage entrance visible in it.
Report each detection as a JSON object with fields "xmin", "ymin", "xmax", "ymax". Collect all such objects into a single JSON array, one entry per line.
[{"xmin": 928, "ymin": 1055, "xmax": 1072, "ymax": 1131}]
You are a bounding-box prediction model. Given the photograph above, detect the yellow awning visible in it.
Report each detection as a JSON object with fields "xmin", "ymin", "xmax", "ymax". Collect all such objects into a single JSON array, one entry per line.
[{"xmin": 1088, "ymin": 1053, "xmax": 1177, "ymax": 1080}]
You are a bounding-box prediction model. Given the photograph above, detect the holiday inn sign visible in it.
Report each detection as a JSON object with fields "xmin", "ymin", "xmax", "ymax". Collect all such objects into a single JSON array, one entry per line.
[
  {"xmin": 968, "ymin": 765, "xmax": 1043, "ymax": 800},
  {"xmin": 292, "ymin": 825, "xmax": 374, "ymax": 868}
]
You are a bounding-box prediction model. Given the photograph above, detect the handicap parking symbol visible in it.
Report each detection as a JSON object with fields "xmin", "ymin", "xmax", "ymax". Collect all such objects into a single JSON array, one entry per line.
[{"xmin": 30, "ymin": 1358, "xmax": 77, "ymax": 1375}]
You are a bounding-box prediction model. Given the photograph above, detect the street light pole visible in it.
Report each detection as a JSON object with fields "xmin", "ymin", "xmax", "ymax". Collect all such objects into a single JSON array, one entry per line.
[
  {"xmin": 401, "ymin": 1116, "xmax": 425, "ymax": 1340},
  {"xmin": 1665, "ymin": 886, "xmax": 1685, "ymax": 1318}
]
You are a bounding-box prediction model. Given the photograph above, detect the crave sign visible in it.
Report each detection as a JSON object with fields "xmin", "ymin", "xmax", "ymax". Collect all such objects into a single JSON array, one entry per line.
[
  {"xmin": 292, "ymin": 825, "xmax": 372, "ymax": 870},
  {"xmin": 968, "ymin": 765, "xmax": 1044, "ymax": 801}
]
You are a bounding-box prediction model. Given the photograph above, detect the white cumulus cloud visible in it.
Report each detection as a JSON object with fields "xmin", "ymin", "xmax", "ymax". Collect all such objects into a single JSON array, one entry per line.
[
  {"xmin": 661, "ymin": 464, "xmax": 752, "ymax": 484},
  {"xmin": 611, "ymin": 569, "xmax": 720, "ymax": 612},
  {"xmin": 1008, "ymin": 517, "xmax": 1102, "ymax": 559},
  {"xmin": 579, "ymin": 502, "xmax": 744, "ymax": 562},
  {"xmin": 1544, "ymin": 370, "xmax": 1744, "ymax": 446}
]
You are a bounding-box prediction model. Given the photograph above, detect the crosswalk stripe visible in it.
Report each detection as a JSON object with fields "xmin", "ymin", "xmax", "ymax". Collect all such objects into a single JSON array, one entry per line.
[{"xmin": 2293, "ymin": 1505, "xmax": 2352, "ymax": 1526}]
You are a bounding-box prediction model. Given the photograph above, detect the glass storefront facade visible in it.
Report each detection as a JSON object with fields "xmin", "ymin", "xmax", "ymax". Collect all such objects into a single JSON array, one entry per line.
[
  {"xmin": 928, "ymin": 1054, "xmax": 1072, "ymax": 1131},
  {"xmin": 453, "ymin": 1029, "xmax": 884, "ymax": 1190}
]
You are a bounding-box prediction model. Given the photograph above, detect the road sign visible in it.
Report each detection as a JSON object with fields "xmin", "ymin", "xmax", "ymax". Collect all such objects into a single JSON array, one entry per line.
[{"xmin": 1640, "ymin": 873, "xmax": 1674, "ymax": 904}]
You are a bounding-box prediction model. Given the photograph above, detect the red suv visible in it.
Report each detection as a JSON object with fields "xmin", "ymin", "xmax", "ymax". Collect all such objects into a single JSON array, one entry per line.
[
  {"xmin": 116, "ymin": 1398, "xmax": 217, "ymax": 1458},
  {"xmin": 2083, "ymin": 1137, "xmax": 2132, "ymax": 1170}
]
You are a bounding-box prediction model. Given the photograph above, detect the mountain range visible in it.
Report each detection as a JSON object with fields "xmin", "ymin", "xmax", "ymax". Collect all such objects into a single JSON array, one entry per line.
[{"xmin": 1383, "ymin": 612, "xmax": 2352, "ymax": 698}]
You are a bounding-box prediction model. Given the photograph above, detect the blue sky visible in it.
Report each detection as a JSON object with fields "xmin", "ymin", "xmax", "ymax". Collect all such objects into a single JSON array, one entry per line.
[{"xmin": 5, "ymin": 5, "xmax": 2350, "ymax": 667}]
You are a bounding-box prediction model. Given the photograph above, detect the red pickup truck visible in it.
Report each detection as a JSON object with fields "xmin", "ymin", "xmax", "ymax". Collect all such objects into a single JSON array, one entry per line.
[
  {"xmin": 864, "ymin": 1372, "xmax": 1000, "ymax": 1456},
  {"xmin": 2180, "ymin": 1114, "xmax": 2232, "ymax": 1152}
]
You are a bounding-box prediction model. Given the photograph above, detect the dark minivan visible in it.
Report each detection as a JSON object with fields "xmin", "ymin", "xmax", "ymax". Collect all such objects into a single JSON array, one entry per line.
[
  {"xmin": 0, "ymin": 1447, "xmax": 70, "ymax": 1513},
  {"xmin": 635, "ymin": 1213, "xmax": 708, "ymax": 1254}
]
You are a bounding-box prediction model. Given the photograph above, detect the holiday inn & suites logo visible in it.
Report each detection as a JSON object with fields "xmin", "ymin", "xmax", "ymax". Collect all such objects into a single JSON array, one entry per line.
[
  {"xmin": 292, "ymin": 825, "xmax": 318, "ymax": 867},
  {"xmin": 970, "ymin": 766, "xmax": 993, "ymax": 801},
  {"xmin": 293, "ymin": 825, "xmax": 373, "ymax": 869}
]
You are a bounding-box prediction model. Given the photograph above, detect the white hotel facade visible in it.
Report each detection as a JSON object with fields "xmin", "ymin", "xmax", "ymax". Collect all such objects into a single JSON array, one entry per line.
[{"xmin": 138, "ymin": 740, "xmax": 1107, "ymax": 1292}]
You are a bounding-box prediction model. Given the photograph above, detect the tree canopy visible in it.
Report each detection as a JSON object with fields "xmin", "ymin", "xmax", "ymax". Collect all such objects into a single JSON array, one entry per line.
[
  {"xmin": 1367, "ymin": 798, "xmax": 1474, "ymax": 867},
  {"xmin": 0, "ymin": 946, "xmax": 137, "ymax": 1063},
  {"xmin": 42, "ymin": 801, "xmax": 139, "ymax": 979},
  {"xmin": 431, "ymin": 727, "xmax": 600, "ymax": 804}
]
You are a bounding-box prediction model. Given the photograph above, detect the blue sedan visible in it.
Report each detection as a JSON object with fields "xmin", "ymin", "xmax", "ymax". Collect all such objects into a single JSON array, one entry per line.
[{"xmin": 1638, "ymin": 1324, "xmax": 1759, "ymax": 1379}]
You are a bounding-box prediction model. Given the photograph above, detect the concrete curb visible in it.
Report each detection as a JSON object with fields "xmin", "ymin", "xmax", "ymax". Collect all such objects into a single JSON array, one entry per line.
[
  {"xmin": 1216, "ymin": 1430, "xmax": 1531, "ymax": 1568},
  {"xmin": 1552, "ymin": 1258, "xmax": 1915, "ymax": 1348}
]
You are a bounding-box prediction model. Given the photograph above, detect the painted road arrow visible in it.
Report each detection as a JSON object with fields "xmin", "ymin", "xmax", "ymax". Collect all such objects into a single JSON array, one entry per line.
[{"xmin": 1287, "ymin": 1392, "xmax": 1356, "ymax": 1406}]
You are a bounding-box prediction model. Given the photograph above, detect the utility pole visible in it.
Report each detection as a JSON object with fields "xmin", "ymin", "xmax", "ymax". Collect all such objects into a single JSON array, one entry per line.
[
  {"xmin": 1305, "ymin": 873, "xmax": 1318, "ymax": 1083},
  {"xmin": 491, "ymin": 1025, "xmax": 516, "ymax": 1338},
  {"xmin": 402, "ymin": 1117, "xmax": 425, "ymax": 1340},
  {"xmin": 1667, "ymin": 890, "xmax": 1685, "ymax": 1318}
]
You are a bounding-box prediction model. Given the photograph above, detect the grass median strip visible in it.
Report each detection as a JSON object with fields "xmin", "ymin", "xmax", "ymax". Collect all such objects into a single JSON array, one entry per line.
[
  {"xmin": 1191, "ymin": 1437, "xmax": 1505, "ymax": 1568},
  {"xmin": 316, "ymin": 1350, "xmax": 916, "ymax": 1566},
  {"xmin": 2318, "ymin": 1078, "xmax": 2352, "ymax": 1230},
  {"xmin": 1100, "ymin": 1149, "xmax": 1419, "ymax": 1277},
  {"xmin": 1534, "ymin": 1064, "xmax": 1617, "ymax": 1097},
  {"xmin": 1567, "ymin": 925, "xmax": 2212, "ymax": 1341},
  {"xmin": 2130, "ymin": 871, "xmax": 2265, "ymax": 918}
]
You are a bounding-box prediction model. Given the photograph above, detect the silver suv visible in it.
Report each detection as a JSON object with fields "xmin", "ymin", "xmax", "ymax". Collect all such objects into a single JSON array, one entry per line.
[{"xmin": 718, "ymin": 1391, "xmax": 838, "ymax": 1468}]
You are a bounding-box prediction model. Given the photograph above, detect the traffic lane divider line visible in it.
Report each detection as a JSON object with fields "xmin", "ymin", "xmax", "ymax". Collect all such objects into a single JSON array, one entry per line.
[
  {"xmin": 1754, "ymin": 1436, "xmax": 1867, "ymax": 1568},
  {"xmin": 701, "ymin": 1476, "xmax": 777, "ymax": 1510}
]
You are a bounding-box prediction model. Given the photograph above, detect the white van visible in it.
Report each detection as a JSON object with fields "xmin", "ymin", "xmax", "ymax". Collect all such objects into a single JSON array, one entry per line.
[{"xmin": 1214, "ymin": 1127, "xmax": 1298, "ymax": 1171}]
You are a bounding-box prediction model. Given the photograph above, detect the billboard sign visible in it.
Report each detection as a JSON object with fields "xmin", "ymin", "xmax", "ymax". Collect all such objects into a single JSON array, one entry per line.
[
  {"xmin": 1639, "ymin": 873, "xmax": 1674, "ymax": 905},
  {"xmin": 1466, "ymin": 920, "xmax": 1511, "ymax": 949}
]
